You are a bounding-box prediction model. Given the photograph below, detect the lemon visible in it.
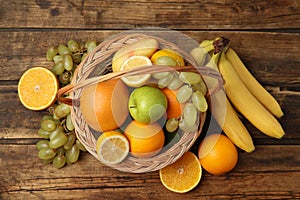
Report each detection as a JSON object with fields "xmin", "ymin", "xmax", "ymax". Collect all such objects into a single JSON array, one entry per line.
[
  {"xmin": 120, "ymin": 55, "xmax": 152, "ymax": 87},
  {"xmin": 96, "ymin": 131, "xmax": 129, "ymax": 165}
]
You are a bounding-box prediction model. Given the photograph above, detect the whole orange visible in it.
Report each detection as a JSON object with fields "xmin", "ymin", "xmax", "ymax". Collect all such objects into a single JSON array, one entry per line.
[
  {"xmin": 161, "ymin": 88, "xmax": 182, "ymax": 119},
  {"xmin": 198, "ymin": 134, "xmax": 238, "ymax": 175},
  {"xmin": 124, "ymin": 120, "xmax": 165, "ymax": 158},
  {"xmin": 80, "ymin": 79, "xmax": 129, "ymax": 132}
]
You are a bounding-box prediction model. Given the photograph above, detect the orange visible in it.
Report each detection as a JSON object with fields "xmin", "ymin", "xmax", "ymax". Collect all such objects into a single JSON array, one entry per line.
[
  {"xmin": 96, "ymin": 131, "xmax": 129, "ymax": 165},
  {"xmin": 124, "ymin": 120, "xmax": 165, "ymax": 158},
  {"xmin": 80, "ymin": 79, "xmax": 129, "ymax": 132},
  {"xmin": 18, "ymin": 67, "xmax": 59, "ymax": 110},
  {"xmin": 159, "ymin": 151, "xmax": 202, "ymax": 193},
  {"xmin": 198, "ymin": 134, "xmax": 238, "ymax": 175},
  {"xmin": 161, "ymin": 88, "xmax": 182, "ymax": 119},
  {"xmin": 151, "ymin": 49, "xmax": 185, "ymax": 66}
]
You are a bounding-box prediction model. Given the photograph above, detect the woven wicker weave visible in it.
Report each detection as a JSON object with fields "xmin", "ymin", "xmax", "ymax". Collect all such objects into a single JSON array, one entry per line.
[{"xmin": 57, "ymin": 32, "xmax": 223, "ymax": 173}]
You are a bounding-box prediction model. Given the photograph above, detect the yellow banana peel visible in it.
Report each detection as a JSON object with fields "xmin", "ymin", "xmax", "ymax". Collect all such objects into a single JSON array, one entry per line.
[{"xmin": 226, "ymin": 48, "xmax": 284, "ymax": 118}]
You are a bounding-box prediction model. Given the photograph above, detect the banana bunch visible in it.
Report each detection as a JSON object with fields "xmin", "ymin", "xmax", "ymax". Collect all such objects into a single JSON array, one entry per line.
[{"xmin": 189, "ymin": 37, "xmax": 285, "ymax": 153}]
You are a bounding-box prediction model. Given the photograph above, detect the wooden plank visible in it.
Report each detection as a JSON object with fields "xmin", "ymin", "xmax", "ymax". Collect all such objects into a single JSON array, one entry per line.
[
  {"xmin": 0, "ymin": 145, "xmax": 299, "ymax": 199},
  {"xmin": 0, "ymin": 0, "xmax": 299, "ymax": 29},
  {"xmin": 0, "ymin": 30, "xmax": 300, "ymax": 87}
]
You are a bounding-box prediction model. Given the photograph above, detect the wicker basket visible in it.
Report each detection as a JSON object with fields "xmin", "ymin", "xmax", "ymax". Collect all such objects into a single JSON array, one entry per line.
[{"xmin": 57, "ymin": 32, "xmax": 223, "ymax": 173}]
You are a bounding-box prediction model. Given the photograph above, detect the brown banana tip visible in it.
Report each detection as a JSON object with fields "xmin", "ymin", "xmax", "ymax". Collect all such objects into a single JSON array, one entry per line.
[{"xmin": 213, "ymin": 37, "xmax": 231, "ymax": 54}]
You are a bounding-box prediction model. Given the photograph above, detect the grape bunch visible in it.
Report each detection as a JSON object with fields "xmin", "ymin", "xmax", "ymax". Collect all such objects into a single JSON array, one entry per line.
[
  {"xmin": 46, "ymin": 39, "xmax": 98, "ymax": 86},
  {"xmin": 36, "ymin": 104, "xmax": 87, "ymax": 169},
  {"xmin": 36, "ymin": 39, "xmax": 98, "ymax": 168},
  {"xmin": 153, "ymin": 70, "xmax": 208, "ymax": 133}
]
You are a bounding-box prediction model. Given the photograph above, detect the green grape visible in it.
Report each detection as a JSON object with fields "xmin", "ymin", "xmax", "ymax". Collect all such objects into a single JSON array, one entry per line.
[
  {"xmin": 36, "ymin": 140, "xmax": 49, "ymax": 150},
  {"xmin": 63, "ymin": 133, "xmax": 76, "ymax": 150},
  {"xmin": 49, "ymin": 132, "xmax": 68, "ymax": 149},
  {"xmin": 53, "ymin": 55, "xmax": 63, "ymax": 64},
  {"xmin": 75, "ymin": 139, "xmax": 87, "ymax": 151},
  {"xmin": 85, "ymin": 40, "xmax": 97, "ymax": 53},
  {"xmin": 72, "ymin": 53, "xmax": 82, "ymax": 65},
  {"xmin": 54, "ymin": 103, "xmax": 71, "ymax": 119},
  {"xmin": 67, "ymin": 39, "xmax": 79, "ymax": 52},
  {"xmin": 38, "ymin": 128, "xmax": 51, "ymax": 139},
  {"xmin": 59, "ymin": 71, "xmax": 71, "ymax": 85},
  {"xmin": 53, "ymin": 154, "xmax": 67, "ymax": 169},
  {"xmin": 56, "ymin": 146, "xmax": 66, "ymax": 156},
  {"xmin": 176, "ymin": 85, "xmax": 193, "ymax": 103},
  {"xmin": 183, "ymin": 103, "xmax": 198, "ymax": 127},
  {"xmin": 152, "ymin": 72, "xmax": 170, "ymax": 80},
  {"xmin": 46, "ymin": 46, "xmax": 58, "ymax": 61},
  {"xmin": 42, "ymin": 115, "xmax": 54, "ymax": 120},
  {"xmin": 192, "ymin": 91, "xmax": 208, "ymax": 112},
  {"xmin": 179, "ymin": 72, "xmax": 202, "ymax": 85},
  {"xmin": 192, "ymin": 81, "xmax": 207, "ymax": 95},
  {"xmin": 38, "ymin": 147, "xmax": 56, "ymax": 160},
  {"xmin": 40, "ymin": 119, "xmax": 57, "ymax": 132},
  {"xmin": 42, "ymin": 157, "xmax": 54, "ymax": 164},
  {"xmin": 66, "ymin": 145, "xmax": 80, "ymax": 164},
  {"xmin": 49, "ymin": 125, "xmax": 64, "ymax": 140},
  {"xmin": 81, "ymin": 53, "xmax": 88, "ymax": 62},
  {"xmin": 167, "ymin": 77, "xmax": 184, "ymax": 90},
  {"xmin": 66, "ymin": 114, "xmax": 74, "ymax": 131},
  {"xmin": 179, "ymin": 119, "xmax": 198, "ymax": 132},
  {"xmin": 154, "ymin": 56, "xmax": 177, "ymax": 66},
  {"xmin": 58, "ymin": 44, "xmax": 71, "ymax": 56},
  {"xmin": 165, "ymin": 118, "xmax": 179, "ymax": 133},
  {"xmin": 51, "ymin": 61, "xmax": 65, "ymax": 76},
  {"xmin": 158, "ymin": 73, "xmax": 174, "ymax": 88},
  {"xmin": 63, "ymin": 54, "xmax": 73, "ymax": 71}
]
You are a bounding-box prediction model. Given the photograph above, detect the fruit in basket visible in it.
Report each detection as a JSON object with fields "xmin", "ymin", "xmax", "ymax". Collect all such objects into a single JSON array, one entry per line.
[
  {"xmin": 96, "ymin": 131, "xmax": 130, "ymax": 165},
  {"xmin": 161, "ymin": 88, "xmax": 182, "ymax": 119},
  {"xmin": 128, "ymin": 86, "xmax": 168, "ymax": 124},
  {"xmin": 151, "ymin": 49, "xmax": 185, "ymax": 66},
  {"xmin": 198, "ymin": 134, "xmax": 238, "ymax": 175},
  {"xmin": 18, "ymin": 67, "xmax": 59, "ymax": 111},
  {"xmin": 112, "ymin": 38, "xmax": 159, "ymax": 72},
  {"xmin": 80, "ymin": 78, "xmax": 129, "ymax": 132},
  {"xmin": 120, "ymin": 55, "xmax": 152, "ymax": 87},
  {"xmin": 124, "ymin": 120, "xmax": 165, "ymax": 158},
  {"xmin": 159, "ymin": 151, "xmax": 202, "ymax": 193}
]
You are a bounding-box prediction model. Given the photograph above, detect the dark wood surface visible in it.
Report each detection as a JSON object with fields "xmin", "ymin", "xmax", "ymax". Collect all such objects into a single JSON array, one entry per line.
[{"xmin": 0, "ymin": 1, "xmax": 299, "ymax": 199}]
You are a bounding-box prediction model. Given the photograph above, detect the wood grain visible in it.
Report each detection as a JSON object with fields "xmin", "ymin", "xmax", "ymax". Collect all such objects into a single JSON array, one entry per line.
[
  {"xmin": 0, "ymin": 0, "xmax": 299, "ymax": 199},
  {"xmin": 0, "ymin": 0, "xmax": 299, "ymax": 29}
]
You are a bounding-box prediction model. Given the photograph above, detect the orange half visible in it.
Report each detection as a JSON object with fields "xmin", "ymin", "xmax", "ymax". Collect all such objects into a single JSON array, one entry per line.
[
  {"xmin": 18, "ymin": 67, "xmax": 59, "ymax": 110},
  {"xmin": 159, "ymin": 151, "xmax": 202, "ymax": 193}
]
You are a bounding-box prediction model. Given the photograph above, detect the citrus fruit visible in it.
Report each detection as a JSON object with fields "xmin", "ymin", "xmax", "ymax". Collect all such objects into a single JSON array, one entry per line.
[
  {"xmin": 18, "ymin": 67, "xmax": 59, "ymax": 110},
  {"xmin": 151, "ymin": 49, "xmax": 185, "ymax": 66},
  {"xmin": 198, "ymin": 134, "xmax": 238, "ymax": 175},
  {"xmin": 159, "ymin": 151, "xmax": 202, "ymax": 193},
  {"xmin": 96, "ymin": 131, "xmax": 129, "ymax": 165},
  {"xmin": 161, "ymin": 88, "xmax": 182, "ymax": 119},
  {"xmin": 124, "ymin": 120, "xmax": 165, "ymax": 158},
  {"xmin": 80, "ymin": 78, "xmax": 129, "ymax": 132},
  {"xmin": 120, "ymin": 55, "xmax": 152, "ymax": 87}
]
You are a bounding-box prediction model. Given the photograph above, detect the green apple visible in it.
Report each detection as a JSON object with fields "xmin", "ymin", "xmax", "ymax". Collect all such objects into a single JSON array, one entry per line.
[{"xmin": 128, "ymin": 86, "xmax": 168, "ymax": 124}]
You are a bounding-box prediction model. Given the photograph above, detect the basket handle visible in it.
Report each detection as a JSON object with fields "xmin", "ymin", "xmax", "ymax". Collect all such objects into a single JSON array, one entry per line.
[{"xmin": 57, "ymin": 65, "xmax": 223, "ymax": 106}]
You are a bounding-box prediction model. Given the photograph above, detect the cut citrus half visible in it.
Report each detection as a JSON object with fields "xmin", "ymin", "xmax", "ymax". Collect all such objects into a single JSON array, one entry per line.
[
  {"xmin": 18, "ymin": 67, "xmax": 59, "ymax": 111},
  {"xmin": 159, "ymin": 151, "xmax": 202, "ymax": 193},
  {"xmin": 120, "ymin": 55, "xmax": 152, "ymax": 87},
  {"xmin": 96, "ymin": 131, "xmax": 129, "ymax": 165}
]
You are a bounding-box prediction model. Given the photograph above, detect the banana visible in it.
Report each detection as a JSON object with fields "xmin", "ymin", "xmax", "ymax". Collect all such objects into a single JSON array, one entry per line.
[
  {"xmin": 225, "ymin": 48, "xmax": 284, "ymax": 118},
  {"xmin": 218, "ymin": 52, "xmax": 285, "ymax": 139},
  {"xmin": 205, "ymin": 52, "xmax": 255, "ymax": 152}
]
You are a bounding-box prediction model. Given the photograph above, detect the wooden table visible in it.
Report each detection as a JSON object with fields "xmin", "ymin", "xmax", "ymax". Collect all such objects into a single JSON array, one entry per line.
[{"xmin": 1, "ymin": 1, "xmax": 299, "ymax": 199}]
